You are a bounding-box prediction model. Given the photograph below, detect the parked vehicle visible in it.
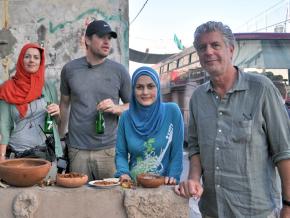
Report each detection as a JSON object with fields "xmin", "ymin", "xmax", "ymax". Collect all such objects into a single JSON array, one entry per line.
[{"xmin": 286, "ymin": 91, "xmax": 290, "ymax": 109}]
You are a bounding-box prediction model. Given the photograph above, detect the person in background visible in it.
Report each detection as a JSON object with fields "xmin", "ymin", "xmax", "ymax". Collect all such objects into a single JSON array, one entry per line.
[
  {"xmin": 0, "ymin": 43, "xmax": 62, "ymax": 165},
  {"xmin": 115, "ymin": 66, "xmax": 184, "ymax": 184},
  {"xmin": 273, "ymin": 80, "xmax": 290, "ymax": 118},
  {"xmin": 59, "ymin": 20, "xmax": 131, "ymax": 181},
  {"xmin": 174, "ymin": 21, "xmax": 290, "ymax": 217}
]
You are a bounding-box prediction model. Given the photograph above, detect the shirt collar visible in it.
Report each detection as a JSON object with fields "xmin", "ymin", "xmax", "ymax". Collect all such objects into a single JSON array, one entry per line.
[{"xmin": 205, "ymin": 66, "xmax": 249, "ymax": 93}]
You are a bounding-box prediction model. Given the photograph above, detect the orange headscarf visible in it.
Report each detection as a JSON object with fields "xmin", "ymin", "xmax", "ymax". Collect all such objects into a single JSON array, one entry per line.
[{"xmin": 0, "ymin": 43, "xmax": 45, "ymax": 118}]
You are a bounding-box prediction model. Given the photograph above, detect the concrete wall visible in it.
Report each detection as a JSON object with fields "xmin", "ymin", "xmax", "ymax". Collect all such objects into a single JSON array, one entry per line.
[{"xmin": 0, "ymin": 0, "xmax": 129, "ymax": 84}]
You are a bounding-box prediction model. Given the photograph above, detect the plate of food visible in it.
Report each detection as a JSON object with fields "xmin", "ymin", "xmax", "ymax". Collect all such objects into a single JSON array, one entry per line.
[{"xmin": 88, "ymin": 178, "xmax": 120, "ymax": 188}]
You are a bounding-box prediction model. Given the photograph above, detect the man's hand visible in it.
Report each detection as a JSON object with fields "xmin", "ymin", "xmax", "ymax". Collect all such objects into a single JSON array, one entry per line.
[
  {"xmin": 280, "ymin": 205, "xmax": 290, "ymax": 218},
  {"xmin": 174, "ymin": 179, "xmax": 203, "ymax": 199},
  {"xmin": 97, "ymin": 99, "xmax": 128, "ymax": 116}
]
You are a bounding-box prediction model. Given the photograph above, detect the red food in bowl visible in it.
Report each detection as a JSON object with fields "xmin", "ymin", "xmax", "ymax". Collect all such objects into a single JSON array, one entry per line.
[{"xmin": 56, "ymin": 172, "xmax": 88, "ymax": 188}]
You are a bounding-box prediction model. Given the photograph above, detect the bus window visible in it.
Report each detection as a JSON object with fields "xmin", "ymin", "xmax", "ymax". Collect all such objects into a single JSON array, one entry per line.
[
  {"xmin": 168, "ymin": 61, "xmax": 177, "ymax": 71},
  {"xmin": 178, "ymin": 55, "xmax": 190, "ymax": 68},
  {"xmin": 190, "ymin": 52, "xmax": 199, "ymax": 64},
  {"xmin": 161, "ymin": 64, "xmax": 169, "ymax": 74}
]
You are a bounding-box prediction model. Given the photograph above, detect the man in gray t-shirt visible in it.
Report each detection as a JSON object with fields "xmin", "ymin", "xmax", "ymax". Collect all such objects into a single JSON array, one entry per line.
[{"xmin": 59, "ymin": 20, "xmax": 131, "ymax": 180}]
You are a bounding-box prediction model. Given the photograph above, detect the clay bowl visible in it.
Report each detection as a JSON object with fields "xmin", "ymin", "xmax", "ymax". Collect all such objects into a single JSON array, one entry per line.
[
  {"xmin": 0, "ymin": 158, "xmax": 51, "ymax": 187},
  {"xmin": 136, "ymin": 173, "xmax": 165, "ymax": 188},
  {"xmin": 56, "ymin": 172, "xmax": 88, "ymax": 188}
]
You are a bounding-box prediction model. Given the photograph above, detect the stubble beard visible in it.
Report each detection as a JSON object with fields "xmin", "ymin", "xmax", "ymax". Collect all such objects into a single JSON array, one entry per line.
[{"xmin": 92, "ymin": 50, "xmax": 108, "ymax": 60}]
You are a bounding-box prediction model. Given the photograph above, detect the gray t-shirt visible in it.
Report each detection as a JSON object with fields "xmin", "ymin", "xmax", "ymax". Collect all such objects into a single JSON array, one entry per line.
[{"xmin": 60, "ymin": 57, "xmax": 131, "ymax": 150}]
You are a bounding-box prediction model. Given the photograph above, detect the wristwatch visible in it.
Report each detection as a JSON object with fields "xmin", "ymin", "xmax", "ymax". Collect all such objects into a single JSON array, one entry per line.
[{"xmin": 283, "ymin": 199, "xmax": 290, "ymax": 206}]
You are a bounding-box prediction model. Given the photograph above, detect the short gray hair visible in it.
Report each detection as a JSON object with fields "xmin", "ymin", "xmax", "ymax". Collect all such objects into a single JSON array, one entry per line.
[{"xmin": 193, "ymin": 21, "xmax": 235, "ymax": 50}]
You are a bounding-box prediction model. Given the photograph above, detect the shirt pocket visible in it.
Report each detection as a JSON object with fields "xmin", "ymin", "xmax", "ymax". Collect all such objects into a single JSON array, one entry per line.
[{"xmin": 231, "ymin": 120, "xmax": 252, "ymax": 144}]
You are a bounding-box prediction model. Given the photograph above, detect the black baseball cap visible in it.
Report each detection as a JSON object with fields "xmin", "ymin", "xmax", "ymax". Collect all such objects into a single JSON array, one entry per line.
[{"xmin": 85, "ymin": 20, "xmax": 117, "ymax": 38}]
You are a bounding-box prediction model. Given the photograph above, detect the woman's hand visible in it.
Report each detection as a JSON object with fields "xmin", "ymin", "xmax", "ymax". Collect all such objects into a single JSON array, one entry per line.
[
  {"xmin": 47, "ymin": 103, "xmax": 60, "ymax": 117},
  {"xmin": 164, "ymin": 176, "xmax": 176, "ymax": 185},
  {"xmin": 0, "ymin": 155, "xmax": 5, "ymax": 162},
  {"xmin": 0, "ymin": 144, "xmax": 7, "ymax": 162},
  {"xmin": 119, "ymin": 174, "xmax": 131, "ymax": 183}
]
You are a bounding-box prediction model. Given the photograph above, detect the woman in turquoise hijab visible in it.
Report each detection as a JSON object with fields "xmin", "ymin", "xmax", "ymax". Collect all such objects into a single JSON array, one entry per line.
[{"xmin": 115, "ymin": 66, "xmax": 184, "ymax": 184}]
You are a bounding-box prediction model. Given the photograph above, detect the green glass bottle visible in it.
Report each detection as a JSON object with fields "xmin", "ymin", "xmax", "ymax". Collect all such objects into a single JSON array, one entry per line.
[
  {"xmin": 96, "ymin": 110, "xmax": 105, "ymax": 134},
  {"xmin": 44, "ymin": 102, "xmax": 53, "ymax": 134}
]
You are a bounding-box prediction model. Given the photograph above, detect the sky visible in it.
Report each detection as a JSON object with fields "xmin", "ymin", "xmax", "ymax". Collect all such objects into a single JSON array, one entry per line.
[{"xmin": 128, "ymin": 0, "xmax": 290, "ymax": 73}]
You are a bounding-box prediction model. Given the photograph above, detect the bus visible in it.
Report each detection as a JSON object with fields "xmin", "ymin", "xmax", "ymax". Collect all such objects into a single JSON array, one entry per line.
[{"xmin": 152, "ymin": 32, "xmax": 290, "ymax": 145}]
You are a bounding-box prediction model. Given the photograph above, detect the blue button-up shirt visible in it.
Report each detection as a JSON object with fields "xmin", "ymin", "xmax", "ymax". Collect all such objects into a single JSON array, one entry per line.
[{"xmin": 188, "ymin": 69, "xmax": 290, "ymax": 217}]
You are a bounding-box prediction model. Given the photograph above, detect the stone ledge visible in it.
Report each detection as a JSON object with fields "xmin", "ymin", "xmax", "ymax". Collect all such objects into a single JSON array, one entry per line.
[{"xmin": 0, "ymin": 185, "xmax": 189, "ymax": 218}]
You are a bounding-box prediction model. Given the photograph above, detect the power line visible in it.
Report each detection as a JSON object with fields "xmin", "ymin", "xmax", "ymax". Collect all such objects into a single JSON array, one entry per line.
[
  {"xmin": 130, "ymin": 0, "xmax": 149, "ymax": 25},
  {"xmin": 238, "ymin": 0, "xmax": 288, "ymax": 30},
  {"xmin": 255, "ymin": 19, "xmax": 290, "ymax": 32}
]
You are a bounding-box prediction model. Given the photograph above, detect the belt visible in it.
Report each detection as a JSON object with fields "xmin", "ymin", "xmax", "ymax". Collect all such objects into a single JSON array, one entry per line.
[{"xmin": 7, "ymin": 145, "xmax": 47, "ymax": 158}]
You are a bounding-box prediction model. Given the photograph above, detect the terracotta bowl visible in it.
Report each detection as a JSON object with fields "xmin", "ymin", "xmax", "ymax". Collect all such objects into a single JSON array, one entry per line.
[
  {"xmin": 56, "ymin": 172, "xmax": 88, "ymax": 188},
  {"xmin": 136, "ymin": 173, "xmax": 165, "ymax": 188},
  {"xmin": 0, "ymin": 158, "xmax": 51, "ymax": 187}
]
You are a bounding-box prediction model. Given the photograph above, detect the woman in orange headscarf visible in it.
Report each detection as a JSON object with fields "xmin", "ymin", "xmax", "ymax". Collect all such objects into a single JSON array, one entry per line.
[{"xmin": 0, "ymin": 43, "xmax": 63, "ymax": 162}]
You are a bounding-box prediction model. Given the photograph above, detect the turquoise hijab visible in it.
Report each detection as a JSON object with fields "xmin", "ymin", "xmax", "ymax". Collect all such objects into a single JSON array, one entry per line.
[{"xmin": 129, "ymin": 66, "xmax": 165, "ymax": 139}]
